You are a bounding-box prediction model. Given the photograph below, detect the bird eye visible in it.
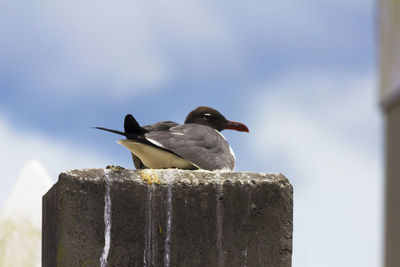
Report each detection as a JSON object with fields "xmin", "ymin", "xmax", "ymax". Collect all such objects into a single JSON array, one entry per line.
[{"xmin": 203, "ymin": 113, "xmax": 212, "ymax": 120}]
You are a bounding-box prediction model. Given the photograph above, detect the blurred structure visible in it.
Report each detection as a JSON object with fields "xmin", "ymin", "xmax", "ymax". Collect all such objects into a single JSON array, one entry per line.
[
  {"xmin": 380, "ymin": 1, "xmax": 400, "ymax": 266},
  {"xmin": 0, "ymin": 160, "xmax": 52, "ymax": 267}
]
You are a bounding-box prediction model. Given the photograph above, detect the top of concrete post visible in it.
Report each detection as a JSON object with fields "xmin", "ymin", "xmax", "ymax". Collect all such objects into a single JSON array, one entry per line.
[{"xmin": 61, "ymin": 168, "xmax": 290, "ymax": 185}]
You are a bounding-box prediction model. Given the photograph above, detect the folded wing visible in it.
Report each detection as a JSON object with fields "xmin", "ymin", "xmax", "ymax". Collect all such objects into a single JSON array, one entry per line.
[{"xmin": 145, "ymin": 124, "xmax": 235, "ymax": 171}]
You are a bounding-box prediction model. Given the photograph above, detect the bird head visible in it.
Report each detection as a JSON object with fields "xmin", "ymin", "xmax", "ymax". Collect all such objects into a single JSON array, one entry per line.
[{"xmin": 184, "ymin": 106, "xmax": 249, "ymax": 132}]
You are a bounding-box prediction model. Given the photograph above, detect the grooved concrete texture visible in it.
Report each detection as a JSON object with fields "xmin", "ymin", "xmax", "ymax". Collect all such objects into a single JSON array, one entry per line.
[{"xmin": 42, "ymin": 169, "xmax": 293, "ymax": 267}]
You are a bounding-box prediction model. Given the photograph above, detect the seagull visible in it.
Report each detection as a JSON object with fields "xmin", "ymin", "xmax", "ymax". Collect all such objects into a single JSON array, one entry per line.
[{"xmin": 94, "ymin": 106, "xmax": 249, "ymax": 171}]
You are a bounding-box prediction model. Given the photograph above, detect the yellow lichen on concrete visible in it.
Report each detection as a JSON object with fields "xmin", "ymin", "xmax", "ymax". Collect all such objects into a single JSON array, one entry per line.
[
  {"xmin": 139, "ymin": 170, "xmax": 160, "ymax": 185},
  {"xmin": 56, "ymin": 246, "xmax": 66, "ymax": 263},
  {"xmin": 158, "ymin": 223, "xmax": 163, "ymax": 235},
  {"xmin": 106, "ymin": 165, "xmax": 125, "ymax": 171}
]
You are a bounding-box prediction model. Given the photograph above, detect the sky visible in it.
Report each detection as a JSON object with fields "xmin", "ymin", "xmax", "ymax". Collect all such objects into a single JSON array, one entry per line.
[{"xmin": 0, "ymin": 0, "xmax": 381, "ymax": 266}]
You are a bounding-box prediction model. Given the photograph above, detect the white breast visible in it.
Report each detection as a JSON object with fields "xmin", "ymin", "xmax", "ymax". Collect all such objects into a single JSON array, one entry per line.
[{"xmin": 215, "ymin": 129, "xmax": 236, "ymax": 160}]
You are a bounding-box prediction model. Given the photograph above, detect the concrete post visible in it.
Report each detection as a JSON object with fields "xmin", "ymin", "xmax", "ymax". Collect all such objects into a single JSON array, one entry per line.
[
  {"xmin": 380, "ymin": 1, "xmax": 400, "ymax": 265},
  {"xmin": 42, "ymin": 169, "xmax": 293, "ymax": 267}
]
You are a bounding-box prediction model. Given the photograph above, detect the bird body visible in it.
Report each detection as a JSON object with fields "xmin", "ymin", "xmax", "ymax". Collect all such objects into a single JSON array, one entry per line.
[{"xmin": 94, "ymin": 106, "xmax": 249, "ymax": 171}]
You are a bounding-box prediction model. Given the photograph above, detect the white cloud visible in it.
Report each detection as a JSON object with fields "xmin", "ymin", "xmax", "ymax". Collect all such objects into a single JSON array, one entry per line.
[
  {"xmin": 0, "ymin": 113, "xmax": 110, "ymax": 207},
  {"xmin": 247, "ymin": 70, "xmax": 382, "ymax": 267},
  {"xmin": 0, "ymin": 0, "xmax": 241, "ymax": 100}
]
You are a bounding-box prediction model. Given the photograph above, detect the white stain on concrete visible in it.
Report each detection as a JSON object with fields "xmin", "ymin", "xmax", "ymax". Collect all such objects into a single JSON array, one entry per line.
[
  {"xmin": 243, "ymin": 248, "xmax": 248, "ymax": 267},
  {"xmin": 100, "ymin": 169, "xmax": 112, "ymax": 267},
  {"xmin": 216, "ymin": 173, "xmax": 224, "ymax": 267},
  {"xmin": 164, "ymin": 184, "xmax": 173, "ymax": 267}
]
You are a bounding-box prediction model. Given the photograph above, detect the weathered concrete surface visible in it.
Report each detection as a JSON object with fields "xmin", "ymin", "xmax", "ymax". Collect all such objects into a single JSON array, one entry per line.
[{"xmin": 43, "ymin": 169, "xmax": 293, "ymax": 267}]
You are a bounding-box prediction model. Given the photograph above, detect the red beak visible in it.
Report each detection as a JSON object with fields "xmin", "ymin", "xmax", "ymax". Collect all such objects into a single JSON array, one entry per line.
[{"xmin": 225, "ymin": 120, "xmax": 250, "ymax": 132}]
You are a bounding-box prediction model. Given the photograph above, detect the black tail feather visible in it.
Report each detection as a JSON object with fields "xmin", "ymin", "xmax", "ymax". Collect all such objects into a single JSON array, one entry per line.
[
  {"xmin": 93, "ymin": 114, "xmax": 147, "ymax": 138},
  {"xmin": 124, "ymin": 114, "xmax": 147, "ymax": 134}
]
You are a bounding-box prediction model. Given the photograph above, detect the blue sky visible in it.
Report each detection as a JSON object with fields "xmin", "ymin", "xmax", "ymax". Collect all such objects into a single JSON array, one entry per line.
[{"xmin": 0, "ymin": 1, "xmax": 381, "ymax": 266}]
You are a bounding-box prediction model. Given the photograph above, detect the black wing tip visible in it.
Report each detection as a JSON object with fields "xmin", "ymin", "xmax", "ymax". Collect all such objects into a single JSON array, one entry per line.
[
  {"xmin": 92, "ymin": 126, "xmax": 113, "ymax": 131},
  {"xmin": 92, "ymin": 126, "xmax": 127, "ymax": 136}
]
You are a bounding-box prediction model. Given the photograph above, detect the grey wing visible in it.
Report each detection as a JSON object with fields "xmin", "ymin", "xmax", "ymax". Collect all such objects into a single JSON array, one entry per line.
[
  {"xmin": 143, "ymin": 121, "xmax": 179, "ymax": 132},
  {"xmin": 145, "ymin": 124, "xmax": 235, "ymax": 171}
]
